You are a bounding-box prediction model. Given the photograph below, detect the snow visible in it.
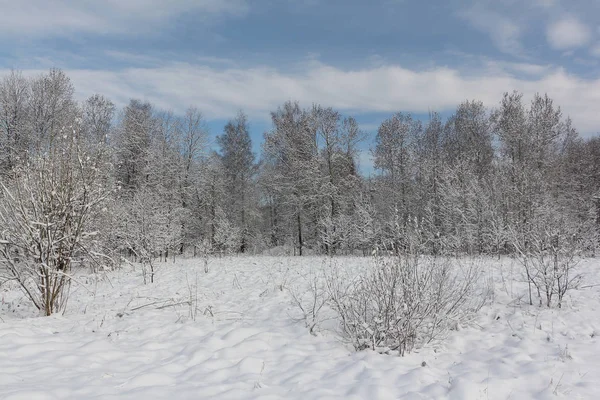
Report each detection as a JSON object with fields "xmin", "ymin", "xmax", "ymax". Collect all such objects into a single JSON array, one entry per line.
[{"xmin": 1, "ymin": 256, "xmax": 599, "ymax": 399}]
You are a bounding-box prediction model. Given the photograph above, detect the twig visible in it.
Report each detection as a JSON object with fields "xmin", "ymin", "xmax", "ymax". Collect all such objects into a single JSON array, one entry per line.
[
  {"xmin": 53, "ymin": 270, "xmax": 95, "ymax": 295},
  {"xmin": 157, "ymin": 301, "xmax": 192, "ymax": 310},
  {"xmin": 130, "ymin": 300, "xmax": 169, "ymax": 311},
  {"xmin": 131, "ymin": 299, "xmax": 191, "ymax": 311},
  {"xmin": 580, "ymin": 283, "xmax": 600, "ymax": 289}
]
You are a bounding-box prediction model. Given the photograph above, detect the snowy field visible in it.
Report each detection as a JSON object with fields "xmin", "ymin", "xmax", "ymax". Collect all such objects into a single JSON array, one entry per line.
[{"xmin": 1, "ymin": 256, "xmax": 599, "ymax": 399}]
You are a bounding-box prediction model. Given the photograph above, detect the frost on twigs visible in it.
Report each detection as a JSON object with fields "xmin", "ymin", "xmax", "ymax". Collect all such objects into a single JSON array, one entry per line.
[
  {"xmin": 288, "ymin": 266, "xmax": 330, "ymax": 336},
  {"xmin": 0, "ymin": 127, "xmax": 111, "ymax": 316},
  {"xmin": 324, "ymin": 253, "xmax": 488, "ymax": 356},
  {"xmin": 511, "ymin": 206, "xmax": 584, "ymax": 308}
]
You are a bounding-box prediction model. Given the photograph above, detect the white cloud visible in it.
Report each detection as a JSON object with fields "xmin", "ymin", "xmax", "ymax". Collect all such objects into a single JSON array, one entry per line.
[
  {"xmin": 546, "ymin": 16, "xmax": 591, "ymax": 50},
  {"xmin": 459, "ymin": 6, "xmax": 524, "ymax": 57},
  {"xmin": 4, "ymin": 60, "xmax": 600, "ymax": 135},
  {"xmin": 483, "ymin": 60, "xmax": 551, "ymax": 76},
  {"xmin": 0, "ymin": 0, "xmax": 247, "ymax": 36}
]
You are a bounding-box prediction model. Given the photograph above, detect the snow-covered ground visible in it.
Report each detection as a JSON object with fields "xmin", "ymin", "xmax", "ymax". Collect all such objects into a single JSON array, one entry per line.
[{"xmin": 1, "ymin": 256, "xmax": 599, "ymax": 399}]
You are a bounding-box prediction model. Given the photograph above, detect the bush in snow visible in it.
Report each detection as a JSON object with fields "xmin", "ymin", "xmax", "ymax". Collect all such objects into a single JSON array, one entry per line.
[
  {"xmin": 212, "ymin": 206, "xmax": 242, "ymax": 255},
  {"xmin": 512, "ymin": 207, "xmax": 583, "ymax": 308},
  {"xmin": 116, "ymin": 186, "xmax": 186, "ymax": 284},
  {"xmin": 325, "ymin": 253, "xmax": 487, "ymax": 356},
  {"xmin": 288, "ymin": 266, "xmax": 330, "ymax": 335},
  {"xmin": 0, "ymin": 127, "xmax": 111, "ymax": 315}
]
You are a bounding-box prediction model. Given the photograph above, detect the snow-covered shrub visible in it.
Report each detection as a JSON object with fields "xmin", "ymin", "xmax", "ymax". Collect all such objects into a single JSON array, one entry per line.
[
  {"xmin": 288, "ymin": 267, "xmax": 329, "ymax": 335},
  {"xmin": 512, "ymin": 215, "xmax": 582, "ymax": 308},
  {"xmin": 116, "ymin": 187, "xmax": 185, "ymax": 284},
  {"xmin": 0, "ymin": 128, "xmax": 111, "ymax": 315},
  {"xmin": 325, "ymin": 254, "xmax": 486, "ymax": 356},
  {"xmin": 212, "ymin": 207, "xmax": 242, "ymax": 255}
]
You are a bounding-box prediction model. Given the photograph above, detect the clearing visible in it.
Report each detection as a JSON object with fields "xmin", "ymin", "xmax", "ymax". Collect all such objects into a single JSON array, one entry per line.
[{"xmin": 1, "ymin": 256, "xmax": 599, "ymax": 399}]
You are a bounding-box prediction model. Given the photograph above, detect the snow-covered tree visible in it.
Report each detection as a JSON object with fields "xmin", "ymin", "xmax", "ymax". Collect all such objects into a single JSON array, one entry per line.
[
  {"xmin": 217, "ymin": 111, "xmax": 257, "ymax": 252},
  {"xmin": 28, "ymin": 68, "xmax": 77, "ymax": 153},
  {"xmin": 0, "ymin": 70, "xmax": 30, "ymax": 173},
  {"xmin": 262, "ymin": 101, "xmax": 322, "ymax": 255},
  {"xmin": 0, "ymin": 120, "xmax": 112, "ymax": 314}
]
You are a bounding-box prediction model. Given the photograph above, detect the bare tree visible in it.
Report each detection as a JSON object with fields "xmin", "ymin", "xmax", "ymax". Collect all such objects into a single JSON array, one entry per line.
[
  {"xmin": 217, "ymin": 111, "xmax": 257, "ymax": 252},
  {"xmin": 175, "ymin": 107, "xmax": 208, "ymax": 253},
  {"xmin": 0, "ymin": 122, "xmax": 111, "ymax": 315},
  {"xmin": 373, "ymin": 113, "xmax": 422, "ymax": 250},
  {"xmin": 263, "ymin": 101, "xmax": 322, "ymax": 255},
  {"xmin": 113, "ymin": 99, "xmax": 156, "ymax": 193},
  {"xmin": 511, "ymin": 197, "xmax": 582, "ymax": 308},
  {"xmin": 117, "ymin": 185, "xmax": 184, "ymax": 283},
  {"xmin": 29, "ymin": 68, "xmax": 76, "ymax": 153},
  {"xmin": 82, "ymin": 94, "xmax": 115, "ymax": 146},
  {"xmin": 0, "ymin": 70, "xmax": 30, "ymax": 173}
]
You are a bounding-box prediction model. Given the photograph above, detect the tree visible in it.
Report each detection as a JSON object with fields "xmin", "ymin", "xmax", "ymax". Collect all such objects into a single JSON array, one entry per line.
[
  {"xmin": 348, "ymin": 192, "xmax": 380, "ymax": 255},
  {"xmin": 0, "ymin": 121, "xmax": 112, "ymax": 315},
  {"xmin": 114, "ymin": 99, "xmax": 156, "ymax": 193},
  {"xmin": 0, "ymin": 70, "xmax": 29, "ymax": 173},
  {"xmin": 212, "ymin": 206, "xmax": 242, "ymax": 255},
  {"xmin": 29, "ymin": 68, "xmax": 76, "ymax": 153},
  {"xmin": 311, "ymin": 106, "xmax": 364, "ymax": 254},
  {"xmin": 217, "ymin": 111, "xmax": 256, "ymax": 252},
  {"xmin": 491, "ymin": 91, "xmax": 532, "ymax": 252},
  {"xmin": 373, "ymin": 112, "xmax": 422, "ymax": 249},
  {"xmin": 117, "ymin": 185, "xmax": 183, "ymax": 283},
  {"xmin": 492, "ymin": 92, "xmax": 573, "ymax": 253},
  {"xmin": 177, "ymin": 107, "xmax": 207, "ymax": 253},
  {"xmin": 199, "ymin": 152, "xmax": 228, "ymax": 250},
  {"xmin": 444, "ymin": 100, "xmax": 494, "ymax": 180},
  {"xmin": 439, "ymin": 101, "xmax": 496, "ymax": 254},
  {"xmin": 82, "ymin": 94, "xmax": 115, "ymax": 146},
  {"xmin": 263, "ymin": 101, "xmax": 321, "ymax": 255}
]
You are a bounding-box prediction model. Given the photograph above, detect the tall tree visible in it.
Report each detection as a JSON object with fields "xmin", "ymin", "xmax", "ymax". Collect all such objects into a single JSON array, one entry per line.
[
  {"xmin": 491, "ymin": 91, "xmax": 530, "ymax": 250},
  {"xmin": 311, "ymin": 106, "xmax": 364, "ymax": 254},
  {"xmin": 177, "ymin": 107, "xmax": 207, "ymax": 252},
  {"xmin": 444, "ymin": 100, "xmax": 494, "ymax": 179},
  {"xmin": 82, "ymin": 94, "xmax": 115, "ymax": 146},
  {"xmin": 415, "ymin": 112, "xmax": 447, "ymax": 254},
  {"xmin": 114, "ymin": 99, "xmax": 156, "ymax": 193},
  {"xmin": 0, "ymin": 70, "xmax": 29, "ymax": 173},
  {"xmin": 29, "ymin": 68, "xmax": 76, "ymax": 152},
  {"xmin": 373, "ymin": 112, "xmax": 422, "ymax": 248},
  {"xmin": 443, "ymin": 100, "xmax": 495, "ymax": 253},
  {"xmin": 217, "ymin": 111, "xmax": 256, "ymax": 252},
  {"xmin": 263, "ymin": 101, "xmax": 321, "ymax": 255},
  {"xmin": 200, "ymin": 152, "xmax": 228, "ymax": 250}
]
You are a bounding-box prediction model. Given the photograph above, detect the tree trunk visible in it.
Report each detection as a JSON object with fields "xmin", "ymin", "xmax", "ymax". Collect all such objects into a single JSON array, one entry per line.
[
  {"xmin": 240, "ymin": 207, "xmax": 247, "ymax": 253},
  {"xmin": 297, "ymin": 212, "xmax": 303, "ymax": 256},
  {"xmin": 595, "ymin": 196, "xmax": 600, "ymax": 248}
]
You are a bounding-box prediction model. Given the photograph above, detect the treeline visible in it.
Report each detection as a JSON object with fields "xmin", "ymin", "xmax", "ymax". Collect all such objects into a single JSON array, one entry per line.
[{"xmin": 1, "ymin": 68, "xmax": 600, "ymax": 263}]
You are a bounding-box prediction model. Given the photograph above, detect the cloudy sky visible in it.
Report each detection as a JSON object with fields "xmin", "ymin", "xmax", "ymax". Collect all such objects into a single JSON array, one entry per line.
[{"xmin": 2, "ymin": 0, "xmax": 600, "ymax": 165}]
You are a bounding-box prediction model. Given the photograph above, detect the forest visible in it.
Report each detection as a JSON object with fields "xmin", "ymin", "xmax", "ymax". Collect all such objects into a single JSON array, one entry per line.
[{"xmin": 0, "ymin": 68, "xmax": 599, "ymax": 316}]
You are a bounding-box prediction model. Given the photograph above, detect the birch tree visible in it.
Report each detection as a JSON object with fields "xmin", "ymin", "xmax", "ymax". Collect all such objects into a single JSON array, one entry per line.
[
  {"xmin": 263, "ymin": 101, "xmax": 321, "ymax": 255},
  {"xmin": 373, "ymin": 112, "xmax": 422, "ymax": 250},
  {"xmin": 217, "ymin": 111, "xmax": 256, "ymax": 252}
]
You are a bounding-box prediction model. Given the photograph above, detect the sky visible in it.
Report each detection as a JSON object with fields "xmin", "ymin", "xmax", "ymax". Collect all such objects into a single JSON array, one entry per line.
[{"xmin": 1, "ymin": 0, "xmax": 600, "ymax": 171}]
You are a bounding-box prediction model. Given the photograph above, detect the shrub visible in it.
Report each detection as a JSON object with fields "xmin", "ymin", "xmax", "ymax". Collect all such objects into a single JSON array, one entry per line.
[{"xmin": 325, "ymin": 254, "xmax": 486, "ymax": 355}]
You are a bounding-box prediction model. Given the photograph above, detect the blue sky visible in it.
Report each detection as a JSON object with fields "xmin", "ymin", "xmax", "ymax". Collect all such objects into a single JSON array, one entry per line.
[{"xmin": 1, "ymin": 0, "xmax": 600, "ymax": 169}]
